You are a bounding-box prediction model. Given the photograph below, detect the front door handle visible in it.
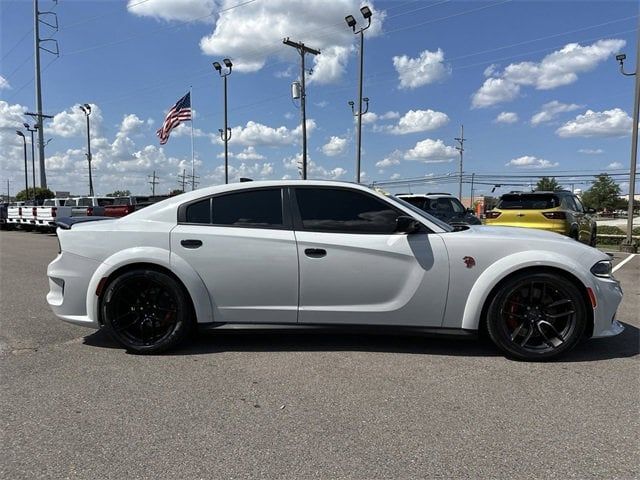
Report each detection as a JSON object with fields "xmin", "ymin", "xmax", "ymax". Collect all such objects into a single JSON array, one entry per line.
[
  {"xmin": 305, "ymin": 248, "xmax": 326, "ymax": 258},
  {"xmin": 181, "ymin": 239, "xmax": 202, "ymax": 249}
]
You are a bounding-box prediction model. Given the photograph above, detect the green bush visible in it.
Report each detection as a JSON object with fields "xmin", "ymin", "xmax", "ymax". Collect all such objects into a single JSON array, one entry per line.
[{"xmin": 596, "ymin": 225, "xmax": 640, "ymax": 245}]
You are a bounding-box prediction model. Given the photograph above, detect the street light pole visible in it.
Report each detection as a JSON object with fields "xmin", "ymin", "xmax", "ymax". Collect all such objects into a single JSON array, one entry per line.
[
  {"xmin": 213, "ymin": 59, "xmax": 233, "ymax": 184},
  {"xmin": 79, "ymin": 104, "xmax": 94, "ymax": 196},
  {"xmin": 16, "ymin": 131, "xmax": 29, "ymax": 200},
  {"xmin": 24, "ymin": 123, "xmax": 38, "ymax": 200},
  {"xmin": 615, "ymin": 29, "xmax": 639, "ymax": 252},
  {"xmin": 346, "ymin": 6, "xmax": 372, "ymax": 184}
]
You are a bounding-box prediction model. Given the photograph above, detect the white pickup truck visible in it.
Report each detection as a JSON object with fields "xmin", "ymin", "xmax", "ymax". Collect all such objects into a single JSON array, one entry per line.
[
  {"xmin": 35, "ymin": 198, "xmax": 68, "ymax": 231},
  {"xmin": 55, "ymin": 196, "xmax": 114, "ymax": 219},
  {"xmin": 6, "ymin": 202, "xmax": 25, "ymax": 229}
]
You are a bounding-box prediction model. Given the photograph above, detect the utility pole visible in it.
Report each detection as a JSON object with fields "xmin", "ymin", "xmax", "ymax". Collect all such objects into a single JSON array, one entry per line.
[
  {"xmin": 213, "ymin": 59, "xmax": 233, "ymax": 184},
  {"xmin": 178, "ymin": 169, "xmax": 187, "ymax": 192},
  {"xmin": 615, "ymin": 26, "xmax": 639, "ymax": 253},
  {"xmin": 79, "ymin": 104, "xmax": 94, "ymax": 196},
  {"xmin": 24, "ymin": 123, "xmax": 38, "ymax": 200},
  {"xmin": 187, "ymin": 173, "xmax": 200, "ymax": 190},
  {"xmin": 345, "ymin": 6, "xmax": 373, "ymax": 184},
  {"xmin": 470, "ymin": 172, "xmax": 475, "ymax": 208},
  {"xmin": 32, "ymin": 0, "xmax": 59, "ymax": 189},
  {"xmin": 5, "ymin": 179, "xmax": 10, "ymax": 202},
  {"xmin": 16, "ymin": 131, "xmax": 29, "ymax": 200},
  {"xmin": 148, "ymin": 171, "xmax": 159, "ymax": 196},
  {"xmin": 455, "ymin": 125, "xmax": 465, "ymax": 200},
  {"xmin": 283, "ymin": 37, "xmax": 320, "ymax": 180}
]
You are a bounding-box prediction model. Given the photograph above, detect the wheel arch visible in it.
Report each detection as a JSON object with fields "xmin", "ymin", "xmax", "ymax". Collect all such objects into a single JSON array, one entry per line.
[
  {"xmin": 460, "ymin": 254, "xmax": 595, "ymax": 337},
  {"xmin": 86, "ymin": 248, "xmax": 213, "ymax": 326}
]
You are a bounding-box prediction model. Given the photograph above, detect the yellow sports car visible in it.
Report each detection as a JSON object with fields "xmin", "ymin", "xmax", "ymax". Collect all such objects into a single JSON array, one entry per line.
[{"xmin": 485, "ymin": 191, "xmax": 597, "ymax": 246}]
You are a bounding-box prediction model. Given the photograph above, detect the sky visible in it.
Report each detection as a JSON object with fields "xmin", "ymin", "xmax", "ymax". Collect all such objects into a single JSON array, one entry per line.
[{"xmin": 0, "ymin": 0, "xmax": 638, "ymax": 199}]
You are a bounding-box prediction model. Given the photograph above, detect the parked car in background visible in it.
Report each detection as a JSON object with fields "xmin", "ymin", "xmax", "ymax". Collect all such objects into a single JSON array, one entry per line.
[
  {"xmin": 485, "ymin": 191, "xmax": 597, "ymax": 246},
  {"xmin": 47, "ymin": 180, "xmax": 623, "ymax": 360},
  {"xmin": 36, "ymin": 198, "xmax": 68, "ymax": 231},
  {"xmin": 0, "ymin": 203, "xmax": 8, "ymax": 229},
  {"xmin": 103, "ymin": 195, "xmax": 169, "ymax": 218},
  {"xmin": 19, "ymin": 201, "xmax": 39, "ymax": 230},
  {"xmin": 397, "ymin": 193, "xmax": 481, "ymax": 226},
  {"xmin": 6, "ymin": 202, "xmax": 24, "ymax": 229},
  {"xmin": 57, "ymin": 196, "xmax": 115, "ymax": 218}
]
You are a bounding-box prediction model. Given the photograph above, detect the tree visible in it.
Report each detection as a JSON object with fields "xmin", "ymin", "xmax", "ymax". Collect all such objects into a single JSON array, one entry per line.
[
  {"xmin": 581, "ymin": 174, "xmax": 621, "ymax": 211},
  {"xmin": 15, "ymin": 187, "xmax": 54, "ymax": 202},
  {"xmin": 535, "ymin": 177, "xmax": 562, "ymax": 192},
  {"xmin": 169, "ymin": 189, "xmax": 184, "ymax": 196},
  {"xmin": 107, "ymin": 190, "xmax": 131, "ymax": 197}
]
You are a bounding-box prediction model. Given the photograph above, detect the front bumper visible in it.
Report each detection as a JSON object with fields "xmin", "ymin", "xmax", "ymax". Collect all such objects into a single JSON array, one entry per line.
[{"xmin": 591, "ymin": 276, "xmax": 624, "ymax": 338}]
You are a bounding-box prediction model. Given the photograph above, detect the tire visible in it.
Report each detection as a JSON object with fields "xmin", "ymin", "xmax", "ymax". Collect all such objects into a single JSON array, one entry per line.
[
  {"xmin": 101, "ymin": 269, "xmax": 193, "ymax": 354},
  {"xmin": 589, "ymin": 227, "xmax": 597, "ymax": 247},
  {"xmin": 486, "ymin": 272, "xmax": 587, "ymax": 361},
  {"xmin": 569, "ymin": 228, "xmax": 579, "ymax": 241}
]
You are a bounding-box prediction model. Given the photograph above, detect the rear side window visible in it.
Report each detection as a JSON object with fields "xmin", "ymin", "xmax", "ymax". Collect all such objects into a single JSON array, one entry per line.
[
  {"xmin": 401, "ymin": 197, "xmax": 427, "ymax": 210},
  {"xmin": 97, "ymin": 198, "xmax": 115, "ymax": 206},
  {"xmin": 498, "ymin": 194, "xmax": 559, "ymax": 210},
  {"xmin": 429, "ymin": 198, "xmax": 465, "ymax": 213},
  {"xmin": 186, "ymin": 198, "xmax": 211, "ymax": 224},
  {"xmin": 295, "ymin": 188, "xmax": 399, "ymax": 233},
  {"xmin": 212, "ymin": 189, "xmax": 283, "ymax": 227}
]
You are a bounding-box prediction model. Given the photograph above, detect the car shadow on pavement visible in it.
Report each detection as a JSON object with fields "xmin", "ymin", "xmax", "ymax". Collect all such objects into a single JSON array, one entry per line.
[{"xmin": 83, "ymin": 322, "xmax": 639, "ymax": 361}]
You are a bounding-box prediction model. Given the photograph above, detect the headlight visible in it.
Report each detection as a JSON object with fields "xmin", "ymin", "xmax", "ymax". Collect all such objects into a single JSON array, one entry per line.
[{"xmin": 591, "ymin": 260, "xmax": 613, "ymax": 278}]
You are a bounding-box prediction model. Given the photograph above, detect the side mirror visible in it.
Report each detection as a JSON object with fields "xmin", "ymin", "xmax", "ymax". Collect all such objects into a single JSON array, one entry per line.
[
  {"xmin": 396, "ymin": 215, "xmax": 422, "ymax": 234},
  {"xmin": 466, "ymin": 208, "xmax": 475, "ymax": 214}
]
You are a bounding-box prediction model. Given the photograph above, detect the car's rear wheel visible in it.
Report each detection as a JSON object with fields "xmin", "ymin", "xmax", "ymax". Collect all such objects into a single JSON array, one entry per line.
[
  {"xmin": 486, "ymin": 272, "xmax": 586, "ymax": 361},
  {"xmin": 101, "ymin": 269, "xmax": 193, "ymax": 354}
]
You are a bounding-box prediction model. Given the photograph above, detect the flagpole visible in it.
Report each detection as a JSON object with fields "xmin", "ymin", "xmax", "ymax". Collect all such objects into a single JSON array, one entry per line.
[{"xmin": 190, "ymin": 86, "xmax": 195, "ymax": 191}]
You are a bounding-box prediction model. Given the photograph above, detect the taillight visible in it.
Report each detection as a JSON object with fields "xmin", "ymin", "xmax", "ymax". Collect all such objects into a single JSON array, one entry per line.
[
  {"xmin": 87, "ymin": 206, "xmax": 94, "ymax": 216},
  {"xmin": 52, "ymin": 207, "xmax": 57, "ymax": 218},
  {"xmin": 542, "ymin": 211, "xmax": 567, "ymax": 220},
  {"xmin": 32, "ymin": 207, "xmax": 37, "ymax": 217},
  {"xmin": 485, "ymin": 211, "xmax": 501, "ymax": 219}
]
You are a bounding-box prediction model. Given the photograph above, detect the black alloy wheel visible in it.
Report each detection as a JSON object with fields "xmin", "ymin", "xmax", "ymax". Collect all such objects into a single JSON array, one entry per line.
[
  {"xmin": 101, "ymin": 269, "xmax": 193, "ymax": 353},
  {"xmin": 486, "ymin": 272, "xmax": 587, "ymax": 360}
]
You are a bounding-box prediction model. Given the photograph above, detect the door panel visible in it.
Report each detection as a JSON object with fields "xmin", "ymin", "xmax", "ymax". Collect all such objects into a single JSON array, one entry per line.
[
  {"xmin": 171, "ymin": 225, "xmax": 299, "ymax": 323},
  {"xmin": 295, "ymin": 231, "xmax": 449, "ymax": 326}
]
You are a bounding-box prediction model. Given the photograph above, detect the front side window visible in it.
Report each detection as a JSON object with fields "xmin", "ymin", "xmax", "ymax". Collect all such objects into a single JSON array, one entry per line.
[
  {"xmin": 572, "ymin": 196, "xmax": 585, "ymax": 213},
  {"xmin": 212, "ymin": 189, "xmax": 283, "ymax": 227},
  {"xmin": 295, "ymin": 188, "xmax": 400, "ymax": 233}
]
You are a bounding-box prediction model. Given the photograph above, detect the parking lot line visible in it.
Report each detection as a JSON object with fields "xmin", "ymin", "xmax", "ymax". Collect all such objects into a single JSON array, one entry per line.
[{"xmin": 612, "ymin": 253, "xmax": 637, "ymax": 273}]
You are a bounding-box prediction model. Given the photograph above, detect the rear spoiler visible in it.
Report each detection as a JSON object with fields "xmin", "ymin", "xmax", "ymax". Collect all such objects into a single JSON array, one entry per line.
[{"xmin": 55, "ymin": 216, "xmax": 114, "ymax": 230}]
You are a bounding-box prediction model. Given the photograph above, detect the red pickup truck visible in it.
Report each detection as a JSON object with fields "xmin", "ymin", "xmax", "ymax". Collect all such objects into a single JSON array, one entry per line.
[{"xmin": 103, "ymin": 195, "xmax": 168, "ymax": 218}]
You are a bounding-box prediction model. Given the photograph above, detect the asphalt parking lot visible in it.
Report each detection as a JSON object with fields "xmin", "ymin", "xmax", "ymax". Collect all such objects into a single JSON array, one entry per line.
[{"xmin": 1, "ymin": 230, "xmax": 638, "ymax": 479}]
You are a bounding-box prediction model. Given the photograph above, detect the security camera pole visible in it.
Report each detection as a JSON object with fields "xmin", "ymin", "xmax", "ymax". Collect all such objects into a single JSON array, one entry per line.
[
  {"xmin": 283, "ymin": 37, "xmax": 320, "ymax": 180},
  {"xmin": 345, "ymin": 5, "xmax": 372, "ymax": 184},
  {"xmin": 79, "ymin": 104, "xmax": 94, "ymax": 196},
  {"xmin": 615, "ymin": 28, "xmax": 639, "ymax": 253},
  {"xmin": 213, "ymin": 59, "xmax": 233, "ymax": 184}
]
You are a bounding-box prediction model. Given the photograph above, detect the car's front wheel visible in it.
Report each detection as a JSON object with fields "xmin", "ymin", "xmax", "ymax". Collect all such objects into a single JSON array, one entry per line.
[
  {"xmin": 486, "ymin": 272, "xmax": 587, "ymax": 361},
  {"xmin": 101, "ymin": 269, "xmax": 193, "ymax": 354}
]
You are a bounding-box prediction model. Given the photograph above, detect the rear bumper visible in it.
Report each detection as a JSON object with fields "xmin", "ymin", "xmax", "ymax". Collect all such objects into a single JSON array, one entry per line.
[
  {"xmin": 47, "ymin": 252, "xmax": 101, "ymax": 329},
  {"xmin": 484, "ymin": 222, "xmax": 567, "ymax": 235}
]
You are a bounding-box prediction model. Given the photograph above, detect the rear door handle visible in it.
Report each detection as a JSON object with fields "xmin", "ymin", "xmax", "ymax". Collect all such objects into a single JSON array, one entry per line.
[
  {"xmin": 305, "ymin": 248, "xmax": 326, "ymax": 258},
  {"xmin": 181, "ymin": 239, "xmax": 202, "ymax": 249}
]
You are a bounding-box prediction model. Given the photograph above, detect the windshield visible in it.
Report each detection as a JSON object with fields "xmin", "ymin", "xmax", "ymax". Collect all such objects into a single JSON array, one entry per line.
[
  {"xmin": 385, "ymin": 195, "xmax": 454, "ymax": 232},
  {"xmin": 113, "ymin": 197, "xmax": 130, "ymax": 205},
  {"xmin": 64, "ymin": 199, "xmax": 76, "ymax": 206},
  {"xmin": 498, "ymin": 194, "xmax": 559, "ymax": 210}
]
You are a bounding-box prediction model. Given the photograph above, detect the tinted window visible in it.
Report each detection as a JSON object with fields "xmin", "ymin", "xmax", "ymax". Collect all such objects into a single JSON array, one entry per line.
[
  {"xmin": 79, "ymin": 198, "xmax": 92, "ymax": 207},
  {"xmin": 97, "ymin": 198, "xmax": 115, "ymax": 206},
  {"xmin": 186, "ymin": 198, "xmax": 211, "ymax": 224},
  {"xmin": 113, "ymin": 197, "xmax": 131, "ymax": 205},
  {"xmin": 428, "ymin": 197, "xmax": 465, "ymax": 214},
  {"xmin": 401, "ymin": 197, "xmax": 427, "ymax": 210},
  {"xmin": 498, "ymin": 194, "xmax": 559, "ymax": 210},
  {"xmin": 573, "ymin": 196, "xmax": 585, "ymax": 213},
  {"xmin": 64, "ymin": 199, "xmax": 76, "ymax": 206},
  {"xmin": 43, "ymin": 199, "xmax": 55, "ymax": 206},
  {"xmin": 296, "ymin": 188, "xmax": 399, "ymax": 233},
  {"xmin": 212, "ymin": 189, "xmax": 283, "ymax": 227}
]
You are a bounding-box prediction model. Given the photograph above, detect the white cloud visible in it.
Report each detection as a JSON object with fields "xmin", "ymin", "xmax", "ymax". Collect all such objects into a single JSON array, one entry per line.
[
  {"xmin": 383, "ymin": 109, "xmax": 449, "ymax": 135},
  {"xmin": 607, "ymin": 162, "xmax": 623, "ymax": 169},
  {"xmin": 361, "ymin": 112, "xmax": 378, "ymax": 124},
  {"xmin": 127, "ymin": 0, "xmax": 216, "ymax": 22},
  {"xmin": 375, "ymin": 157, "xmax": 400, "ymax": 169},
  {"xmin": 390, "ymin": 173, "xmax": 402, "ymax": 180},
  {"xmin": 217, "ymin": 146, "xmax": 266, "ymax": 161},
  {"xmin": 206, "ymin": 161, "xmax": 274, "ymax": 183},
  {"xmin": 46, "ymin": 104, "xmax": 104, "ymax": 138},
  {"xmin": 578, "ymin": 148, "xmax": 604, "ymax": 155},
  {"xmin": 282, "ymin": 154, "xmax": 347, "ymax": 180},
  {"xmin": 197, "ymin": 0, "xmax": 385, "ymax": 82},
  {"xmin": 321, "ymin": 136, "xmax": 347, "ymax": 156},
  {"xmin": 494, "ymin": 112, "xmax": 518, "ymax": 124},
  {"xmin": 472, "ymin": 39, "xmax": 626, "ymax": 108},
  {"xmin": 224, "ymin": 119, "xmax": 316, "ymax": 147},
  {"xmin": 0, "ymin": 75, "xmax": 10, "ymax": 90},
  {"xmin": 556, "ymin": 108, "xmax": 632, "ymax": 138},
  {"xmin": 530, "ymin": 100, "xmax": 581, "ymax": 125},
  {"xmin": 393, "ymin": 49, "xmax": 450, "ymax": 89},
  {"xmin": 404, "ymin": 139, "xmax": 459, "ymax": 163},
  {"xmin": 506, "ymin": 155, "xmax": 559, "ymax": 168},
  {"xmin": 0, "ymin": 101, "xmax": 29, "ymax": 174}
]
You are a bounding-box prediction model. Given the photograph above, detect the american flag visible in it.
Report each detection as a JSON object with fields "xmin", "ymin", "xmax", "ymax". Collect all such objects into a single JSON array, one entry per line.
[{"xmin": 156, "ymin": 92, "xmax": 192, "ymax": 145}]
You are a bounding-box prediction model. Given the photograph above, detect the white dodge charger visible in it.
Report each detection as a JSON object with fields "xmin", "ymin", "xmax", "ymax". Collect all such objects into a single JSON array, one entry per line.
[{"xmin": 47, "ymin": 180, "xmax": 624, "ymax": 360}]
